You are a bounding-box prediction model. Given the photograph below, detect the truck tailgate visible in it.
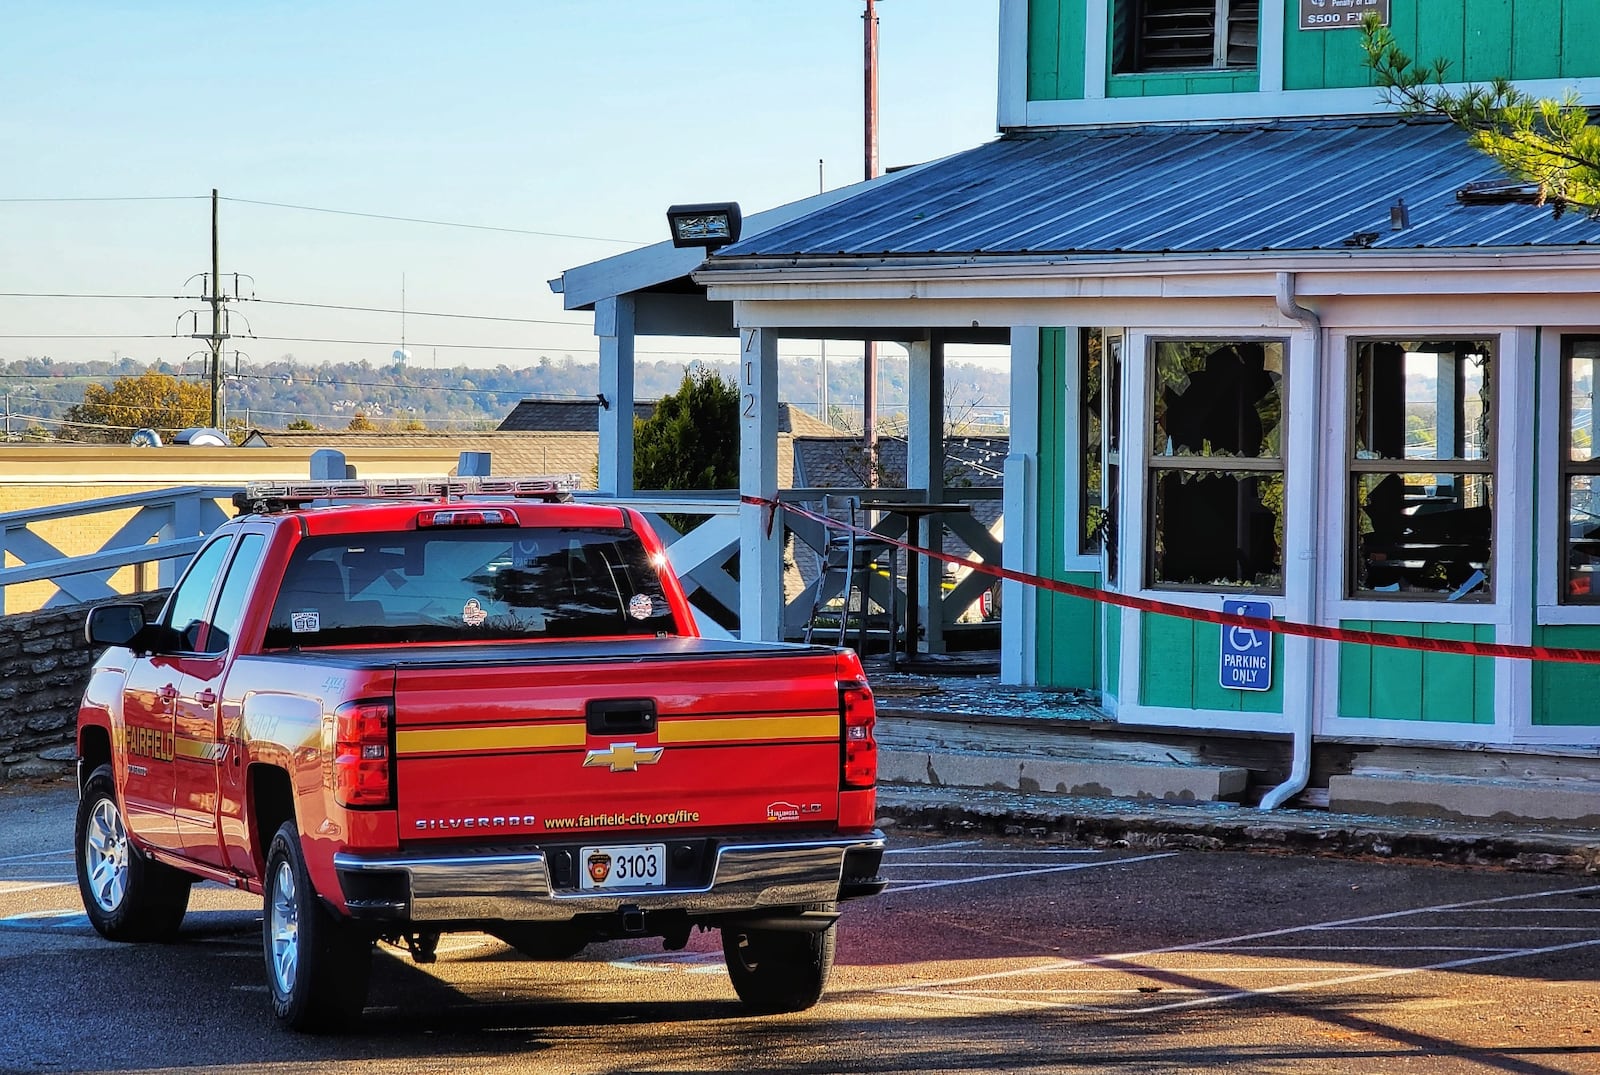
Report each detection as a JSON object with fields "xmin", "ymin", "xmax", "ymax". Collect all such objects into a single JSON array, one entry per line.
[{"xmin": 391, "ymin": 641, "xmax": 851, "ymax": 843}]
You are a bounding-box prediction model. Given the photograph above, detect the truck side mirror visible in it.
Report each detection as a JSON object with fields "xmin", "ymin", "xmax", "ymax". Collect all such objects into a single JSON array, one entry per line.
[{"xmin": 85, "ymin": 603, "xmax": 147, "ymax": 647}]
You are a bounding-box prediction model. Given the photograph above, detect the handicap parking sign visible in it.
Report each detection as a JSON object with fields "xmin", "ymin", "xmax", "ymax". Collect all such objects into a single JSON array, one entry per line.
[{"xmin": 1220, "ymin": 599, "xmax": 1273, "ymax": 692}]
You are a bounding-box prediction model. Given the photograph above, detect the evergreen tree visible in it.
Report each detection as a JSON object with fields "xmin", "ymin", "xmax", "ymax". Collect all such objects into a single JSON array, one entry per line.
[
  {"xmin": 634, "ymin": 365, "xmax": 740, "ymax": 491},
  {"xmin": 1360, "ymin": 13, "xmax": 1600, "ymax": 218}
]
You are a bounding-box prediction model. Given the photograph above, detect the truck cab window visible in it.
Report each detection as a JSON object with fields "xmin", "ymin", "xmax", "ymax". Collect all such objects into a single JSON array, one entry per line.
[{"xmin": 162, "ymin": 538, "xmax": 233, "ymax": 652}]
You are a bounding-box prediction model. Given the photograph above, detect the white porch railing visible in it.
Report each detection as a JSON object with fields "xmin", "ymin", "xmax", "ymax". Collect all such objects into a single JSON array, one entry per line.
[
  {"xmin": 0, "ymin": 485, "xmax": 1004, "ymax": 644},
  {"xmin": 0, "ymin": 486, "xmax": 239, "ymax": 612}
]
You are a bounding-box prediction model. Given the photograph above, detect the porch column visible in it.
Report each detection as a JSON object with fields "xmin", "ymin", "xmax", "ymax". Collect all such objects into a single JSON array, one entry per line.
[
  {"xmin": 907, "ymin": 334, "xmax": 946, "ymax": 653},
  {"xmin": 1002, "ymin": 326, "xmax": 1041, "ymax": 685},
  {"xmin": 739, "ymin": 327, "xmax": 782, "ymax": 641},
  {"xmin": 596, "ymin": 295, "xmax": 636, "ymax": 496}
]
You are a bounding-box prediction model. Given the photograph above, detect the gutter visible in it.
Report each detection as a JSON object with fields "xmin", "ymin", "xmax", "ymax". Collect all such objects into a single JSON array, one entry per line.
[{"xmin": 1261, "ymin": 271, "xmax": 1321, "ymax": 811}]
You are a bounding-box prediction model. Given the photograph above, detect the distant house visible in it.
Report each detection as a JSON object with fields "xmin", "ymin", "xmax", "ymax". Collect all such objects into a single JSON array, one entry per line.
[
  {"xmin": 239, "ymin": 429, "xmax": 598, "ymax": 486},
  {"xmin": 497, "ymin": 397, "xmax": 840, "ymax": 440}
]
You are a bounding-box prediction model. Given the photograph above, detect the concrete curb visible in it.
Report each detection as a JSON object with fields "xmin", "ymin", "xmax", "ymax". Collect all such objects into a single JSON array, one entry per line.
[{"xmin": 876, "ymin": 783, "xmax": 1600, "ymax": 876}]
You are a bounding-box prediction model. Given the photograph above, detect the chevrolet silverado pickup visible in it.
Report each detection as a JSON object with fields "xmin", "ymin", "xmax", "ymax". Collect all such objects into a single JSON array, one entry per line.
[{"xmin": 74, "ymin": 476, "xmax": 885, "ymax": 1031}]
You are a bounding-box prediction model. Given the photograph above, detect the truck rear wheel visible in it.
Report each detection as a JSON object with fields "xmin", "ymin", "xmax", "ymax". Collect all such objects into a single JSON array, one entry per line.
[
  {"xmin": 263, "ymin": 820, "xmax": 372, "ymax": 1032},
  {"xmin": 75, "ymin": 764, "xmax": 191, "ymax": 942},
  {"xmin": 721, "ymin": 904, "xmax": 838, "ymax": 1014}
]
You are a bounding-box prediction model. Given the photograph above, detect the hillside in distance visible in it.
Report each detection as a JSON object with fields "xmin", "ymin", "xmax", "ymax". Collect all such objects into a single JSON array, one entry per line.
[{"xmin": 0, "ymin": 352, "xmax": 1012, "ymax": 439}]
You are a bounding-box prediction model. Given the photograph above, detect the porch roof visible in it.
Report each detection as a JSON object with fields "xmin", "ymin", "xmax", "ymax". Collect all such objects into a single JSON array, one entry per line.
[{"xmin": 701, "ymin": 115, "xmax": 1599, "ymax": 264}]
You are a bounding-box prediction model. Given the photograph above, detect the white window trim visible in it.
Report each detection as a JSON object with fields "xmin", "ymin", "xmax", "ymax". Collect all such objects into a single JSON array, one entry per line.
[
  {"xmin": 1113, "ymin": 327, "xmax": 1301, "ymax": 733},
  {"xmin": 1062, "ymin": 327, "xmax": 1103, "ymax": 574},
  {"xmin": 1536, "ymin": 326, "xmax": 1600, "ymax": 624},
  {"xmin": 1316, "ymin": 327, "xmax": 1535, "ymax": 745}
]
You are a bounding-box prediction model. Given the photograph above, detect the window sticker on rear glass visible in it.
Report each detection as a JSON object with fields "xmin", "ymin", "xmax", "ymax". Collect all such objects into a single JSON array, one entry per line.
[
  {"xmin": 290, "ymin": 611, "xmax": 320, "ymax": 633},
  {"xmin": 462, "ymin": 598, "xmax": 488, "ymax": 626},
  {"xmin": 629, "ymin": 594, "xmax": 654, "ymax": 620}
]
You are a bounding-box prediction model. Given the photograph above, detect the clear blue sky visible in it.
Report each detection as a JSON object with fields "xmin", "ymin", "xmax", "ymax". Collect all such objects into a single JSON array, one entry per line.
[{"xmin": 0, "ymin": 1, "xmax": 1001, "ymax": 377}]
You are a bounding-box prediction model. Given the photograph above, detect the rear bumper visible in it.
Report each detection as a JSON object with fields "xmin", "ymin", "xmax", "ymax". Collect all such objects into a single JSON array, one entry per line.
[{"xmin": 332, "ymin": 831, "xmax": 887, "ymax": 923}]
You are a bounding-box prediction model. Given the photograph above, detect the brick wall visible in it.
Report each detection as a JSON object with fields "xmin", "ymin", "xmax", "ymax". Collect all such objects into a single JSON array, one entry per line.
[{"xmin": 0, "ymin": 593, "xmax": 168, "ymax": 782}]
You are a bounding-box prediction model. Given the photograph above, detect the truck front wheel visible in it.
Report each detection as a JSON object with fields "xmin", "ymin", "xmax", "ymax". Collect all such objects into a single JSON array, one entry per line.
[
  {"xmin": 75, "ymin": 764, "xmax": 191, "ymax": 942},
  {"xmin": 263, "ymin": 820, "xmax": 372, "ymax": 1032},
  {"xmin": 721, "ymin": 904, "xmax": 838, "ymax": 1014}
]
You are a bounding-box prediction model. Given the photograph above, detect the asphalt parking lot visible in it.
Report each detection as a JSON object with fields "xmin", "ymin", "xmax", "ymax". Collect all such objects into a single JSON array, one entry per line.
[{"xmin": 3, "ymin": 785, "xmax": 1598, "ymax": 1074}]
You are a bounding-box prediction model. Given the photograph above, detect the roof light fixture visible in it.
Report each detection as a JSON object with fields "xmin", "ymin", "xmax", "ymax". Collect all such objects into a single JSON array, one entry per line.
[{"xmin": 666, "ymin": 202, "xmax": 742, "ymax": 249}]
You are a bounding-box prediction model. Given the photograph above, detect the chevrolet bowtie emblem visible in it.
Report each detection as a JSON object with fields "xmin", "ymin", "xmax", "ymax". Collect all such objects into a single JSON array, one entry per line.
[{"xmin": 583, "ymin": 742, "xmax": 664, "ymax": 773}]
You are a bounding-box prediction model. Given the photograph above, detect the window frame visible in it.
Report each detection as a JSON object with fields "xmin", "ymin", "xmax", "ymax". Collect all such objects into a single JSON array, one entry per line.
[
  {"xmin": 1114, "ymin": 0, "xmax": 1260, "ymax": 74},
  {"xmin": 1345, "ymin": 337, "xmax": 1497, "ymax": 603},
  {"xmin": 1559, "ymin": 335, "xmax": 1600, "ymax": 604},
  {"xmin": 1142, "ymin": 335, "xmax": 1288, "ymax": 594}
]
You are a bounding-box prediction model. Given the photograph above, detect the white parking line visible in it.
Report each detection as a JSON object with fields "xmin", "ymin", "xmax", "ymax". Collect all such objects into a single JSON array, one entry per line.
[
  {"xmin": 0, "ymin": 881, "xmax": 73, "ymax": 895},
  {"xmin": 0, "ymin": 850, "xmax": 72, "ymax": 864},
  {"xmin": 879, "ymin": 881, "xmax": 1600, "ymax": 1013},
  {"xmin": 887, "ymin": 853, "xmax": 1178, "ymax": 893}
]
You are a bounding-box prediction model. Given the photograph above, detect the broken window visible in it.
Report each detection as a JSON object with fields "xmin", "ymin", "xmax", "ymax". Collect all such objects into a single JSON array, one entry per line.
[
  {"xmin": 1147, "ymin": 339, "xmax": 1285, "ymax": 590},
  {"xmin": 1081, "ymin": 330, "xmax": 1104, "ymax": 555},
  {"xmin": 1350, "ymin": 339, "xmax": 1494, "ymax": 600},
  {"xmin": 1113, "ymin": 0, "xmax": 1259, "ymax": 73},
  {"xmin": 1561, "ymin": 336, "xmax": 1600, "ymax": 602}
]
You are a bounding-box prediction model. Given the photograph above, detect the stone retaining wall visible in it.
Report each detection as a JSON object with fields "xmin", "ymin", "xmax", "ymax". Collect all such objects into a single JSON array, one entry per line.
[{"xmin": 0, "ymin": 593, "xmax": 167, "ymax": 782}]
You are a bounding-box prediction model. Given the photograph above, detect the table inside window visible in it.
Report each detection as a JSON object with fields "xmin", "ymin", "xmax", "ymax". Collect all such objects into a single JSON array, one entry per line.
[{"xmin": 859, "ymin": 501, "xmax": 973, "ymax": 667}]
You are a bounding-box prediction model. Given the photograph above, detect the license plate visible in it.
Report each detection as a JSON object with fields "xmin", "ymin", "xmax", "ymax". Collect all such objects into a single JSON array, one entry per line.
[{"xmin": 579, "ymin": 843, "xmax": 666, "ymax": 890}]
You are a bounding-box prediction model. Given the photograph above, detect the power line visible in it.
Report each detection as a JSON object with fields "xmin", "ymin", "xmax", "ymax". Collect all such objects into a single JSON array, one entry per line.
[
  {"xmin": 241, "ymin": 334, "xmax": 730, "ymax": 358},
  {"xmin": 0, "ymin": 291, "xmax": 196, "ymax": 301},
  {"xmin": 237, "ymin": 296, "xmax": 587, "ymax": 327},
  {"xmin": 0, "ymin": 195, "xmax": 205, "ymax": 204},
  {"xmin": 0, "ymin": 333, "xmax": 177, "ymax": 340},
  {"xmin": 219, "ymin": 196, "xmax": 645, "ymax": 246}
]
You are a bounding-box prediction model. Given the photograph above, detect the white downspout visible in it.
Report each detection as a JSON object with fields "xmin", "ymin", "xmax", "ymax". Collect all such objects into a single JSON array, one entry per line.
[{"xmin": 1261, "ymin": 272, "xmax": 1321, "ymax": 810}]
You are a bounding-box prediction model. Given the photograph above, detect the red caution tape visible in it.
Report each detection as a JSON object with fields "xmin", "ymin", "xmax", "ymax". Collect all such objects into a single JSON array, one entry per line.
[{"xmin": 744, "ymin": 495, "xmax": 1600, "ymax": 666}]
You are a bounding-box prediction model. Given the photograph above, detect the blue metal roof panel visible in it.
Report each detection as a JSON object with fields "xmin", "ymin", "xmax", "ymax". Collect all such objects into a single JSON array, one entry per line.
[{"xmin": 712, "ymin": 117, "xmax": 1598, "ymax": 260}]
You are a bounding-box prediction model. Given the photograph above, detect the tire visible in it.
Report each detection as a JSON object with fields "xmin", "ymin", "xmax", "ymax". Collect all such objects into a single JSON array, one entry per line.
[
  {"xmin": 75, "ymin": 764, "xmax": 192, "ymax": 942},
  {"xmin": 721, "ymin": 904, "xmax": 838, "ymax": 1014},
  {"xmin": 263, "ymin": 820, "xmax": 372, "ymax": 1032}
]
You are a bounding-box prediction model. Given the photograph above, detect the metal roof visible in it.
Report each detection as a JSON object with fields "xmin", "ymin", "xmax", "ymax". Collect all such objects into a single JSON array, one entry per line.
[{"xmin": 708, "ymin": 116, "xmax": 1598, "ymax": 262}]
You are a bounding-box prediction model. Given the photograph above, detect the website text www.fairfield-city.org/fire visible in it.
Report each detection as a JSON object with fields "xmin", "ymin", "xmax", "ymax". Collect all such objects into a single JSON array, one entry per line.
[{"xmin": 412, "ymin": 810, "xmax": 704, "ymax": 833}]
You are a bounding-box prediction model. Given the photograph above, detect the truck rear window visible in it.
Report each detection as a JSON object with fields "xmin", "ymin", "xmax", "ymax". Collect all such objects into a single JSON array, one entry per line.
[{"xmin": 264, "ymin": 527, "xmax": 678, "ymax": 648}]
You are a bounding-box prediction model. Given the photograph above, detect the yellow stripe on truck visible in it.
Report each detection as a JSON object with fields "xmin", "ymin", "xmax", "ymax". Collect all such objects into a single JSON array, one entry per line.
[
  {"xmin": 657, "ymin": 714, "xmax": 838, "ymax": 745},
  {"xmin": 398, "ymin": 722, "xmax": 587, "ymax": 755},
  {"xmin": 396, "ymin": 713, "xmax": 839, "ymax": 756}
]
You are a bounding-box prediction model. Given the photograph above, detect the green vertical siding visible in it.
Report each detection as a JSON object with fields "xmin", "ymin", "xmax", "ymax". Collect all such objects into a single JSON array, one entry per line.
[
  {"xmin": 1104, "ymin": 601, "xmax": 1121, "ymax": 700},
  {"xmin": 1139, "ymin": 611, "xmax": 1285, "ymax": 713},
  {"xmin": 1531, "ymin": 627, "xmax": 1600, "ymax": 726},
  {"xmin": 1022, "ymin": 1, "xmax": 1600, "ymax": 101},
  {"xmin": 1027, "ymin": 0, "xmax": 1086, "ymax": 102},
  {"xmin": 1106, "ymin": 70, "xmax": 1259, "ymax": 98},
  {"xmin": 1034, "ymin": 328, "xmax": 1101, "ymax": 689},
  {"xmin": 1282, "ymin": 0, "xmax": 1596, "ymax": 92},
  {"xmin": 1338, "ymin": 621, "xmax": 1496, "ymax": 723}
]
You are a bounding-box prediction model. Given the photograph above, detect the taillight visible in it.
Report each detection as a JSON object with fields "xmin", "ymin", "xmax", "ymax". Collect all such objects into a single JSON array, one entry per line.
[
  {"xmin": 417, "ymin": 508, "xmax": 512, "ymax": 528},
  {"xmin": 334, "ymin": 700, "xmax": 393, "ymax": 808},
  {"xmin": 840, "ymin": 681, "xmax": 877, "ymax": 789}
]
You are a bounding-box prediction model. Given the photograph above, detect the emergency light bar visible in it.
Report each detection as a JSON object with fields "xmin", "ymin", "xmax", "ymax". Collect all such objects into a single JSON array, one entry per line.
[{"xmin": 234, "ymin": 474, "xmax": 580, "ymax": 514}]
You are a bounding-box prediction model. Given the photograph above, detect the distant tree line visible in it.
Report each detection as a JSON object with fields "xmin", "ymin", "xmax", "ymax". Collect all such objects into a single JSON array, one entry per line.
[{"xmin": 0, "ymin": 352, "xmax": 1011, "ymax": 444}]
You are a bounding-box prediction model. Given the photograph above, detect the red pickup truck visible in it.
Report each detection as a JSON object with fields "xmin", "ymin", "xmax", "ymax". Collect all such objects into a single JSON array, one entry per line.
[{"xmin": 74, "ymin": 476, "xmax": 884, "ymax": 1031}]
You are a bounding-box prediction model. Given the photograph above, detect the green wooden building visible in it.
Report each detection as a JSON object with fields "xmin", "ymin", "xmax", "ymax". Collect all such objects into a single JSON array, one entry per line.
[{"xmin": 557, "ymin": 1, "xmax": 1600, "ymax": 790}]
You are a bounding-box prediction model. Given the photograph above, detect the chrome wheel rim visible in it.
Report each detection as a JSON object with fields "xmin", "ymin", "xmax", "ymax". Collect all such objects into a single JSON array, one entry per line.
[
  {"xmin": 268, "ymin": 859, "xmax": 299, "ymax": 996},
  {"xmin": 83, "ymin": 797, "xmax": 129, "ymax": 913}
]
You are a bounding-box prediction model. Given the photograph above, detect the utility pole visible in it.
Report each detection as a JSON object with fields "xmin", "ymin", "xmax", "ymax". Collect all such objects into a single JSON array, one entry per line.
[
  {"xmin": 188, "ymin": 189, "xmax": 232, "ymax": 431},
  {"xmin": 862, "ymin": 0, "xmax": 881, "ymax": 479},
  {"xmin": 207, "ymin": 189, "xmax": 226, "ymax": 427}
]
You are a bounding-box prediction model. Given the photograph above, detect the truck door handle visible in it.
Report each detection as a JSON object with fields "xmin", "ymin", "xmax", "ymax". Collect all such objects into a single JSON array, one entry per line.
[
  {"xmin": 586, "ymin": 699, "xmax": 658, "ymax": 736},
  {"xmin": 195, "ymin": 688, "xmax": 217, "ymax": 706}
]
